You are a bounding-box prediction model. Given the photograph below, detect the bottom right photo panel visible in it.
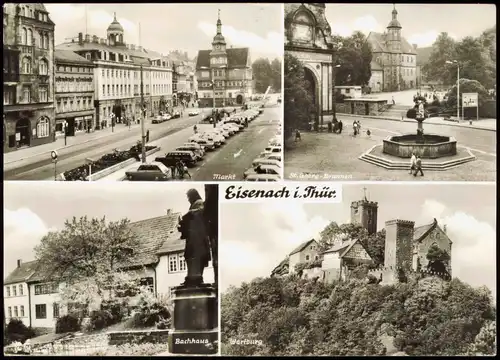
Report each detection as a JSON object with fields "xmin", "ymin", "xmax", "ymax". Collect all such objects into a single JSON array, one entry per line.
[{"xmin": 219, "ymin": 183, "xmax": 496, "ymax": 357}]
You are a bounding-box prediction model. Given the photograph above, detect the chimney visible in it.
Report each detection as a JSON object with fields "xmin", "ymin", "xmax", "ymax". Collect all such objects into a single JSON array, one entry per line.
[
  {"xmin": 92, "ymin": 35, "xmax": 98, "ymax": 43},
  {"xmin": 413, "ymin": 43, "xmax": 418, "ymax": 49},
  {"xmin": 85, "ymin": 34, "xmax": 90, "ymax": 42},
  {"xmin": 166, "ymin": 209, "xmax": 172, "ymax": 215},
  {"xmin": 78, "ymin": 32, "xmax": 83, "ymax": 45},
  {"xmin": 17, "ymin": 259, "xmax": 22, "ymax": 268}
]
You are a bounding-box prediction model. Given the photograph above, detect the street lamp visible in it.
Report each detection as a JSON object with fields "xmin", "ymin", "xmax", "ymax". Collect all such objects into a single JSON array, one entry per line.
[
  {"xmin": 140, "ymin": 64, "xmax": 147, "ymax": 163},
  {"xmin": 445, "ymin": 60, "xmax": 460, "ymax": 122},
  {"xmin": 331, "ymin": 64, "xmax": 341, "ymax": 122}
]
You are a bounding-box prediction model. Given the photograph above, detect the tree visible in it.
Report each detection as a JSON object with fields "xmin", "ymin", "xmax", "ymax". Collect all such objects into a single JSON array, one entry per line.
[
  {"xmin": 252, "ymin": 58, "xmax": 272, "ymax": 93},
  {"xmin": 284, "ymin": 53, "xmax": 314, "ymax": 137},
  {"xmin": 270, "ymin": 58, "xmax": 282, "ymax": 91},
  {"xmin": 455, "ymin": 36, "xmax": 495, "ymax": 89},
  {"xmin": 34, "ymin": 216, "xmax": 142, "ymax": 305},
  {"xmin": 422, "ymin": 32, "xmax": 457, "ymax": 84},
  {"xmin": 426, "ymin": 244, "xmax": 451, "ymax": 278},
  {"xmin": 332, "ymin": 31, "xmax": 373, "ymax": 86},
  {"xmin": 446, "ymin": 78, "xmax": 490, "ymax": 117}
]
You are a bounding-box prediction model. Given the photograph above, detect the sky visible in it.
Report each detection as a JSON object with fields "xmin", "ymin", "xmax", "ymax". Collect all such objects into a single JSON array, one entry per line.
[
  {"xmin": 220, "ymin": 183, "xmax": 497, "ymax": 296},
  {"xmin": 325, "ymin": 4, "xmax": 496, "ymax": 47},
  {"xmin": 45, "ymin": 3, "xmax": 282, "ymax": 61},
  {"xmin": 3, "ymin": 182, "xmax": 208, "ymax": 276}
]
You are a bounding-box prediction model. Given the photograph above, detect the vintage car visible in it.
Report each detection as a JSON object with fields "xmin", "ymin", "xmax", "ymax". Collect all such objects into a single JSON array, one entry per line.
[{"xmin": 125, "ymin": 162, "xmax": 172, "ymax": 181}]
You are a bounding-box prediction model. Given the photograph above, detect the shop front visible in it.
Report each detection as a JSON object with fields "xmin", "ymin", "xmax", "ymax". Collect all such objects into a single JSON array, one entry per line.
[{"xmin": 55, "ymin": 110, "xmax": 95, "ymax": 136}]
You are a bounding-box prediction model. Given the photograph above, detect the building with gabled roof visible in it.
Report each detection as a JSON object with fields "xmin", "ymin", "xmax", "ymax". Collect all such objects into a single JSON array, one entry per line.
[
  {"xmin": 3, "ymin": 210, "xmax": 214, "ymax": 330},
  {"xmin": 195, "ymin": 11, "xmax": 252, "ymax": 108},
  {"xmin": 366, "ymin": 5, "xmax": 417, "ymax": 91}
]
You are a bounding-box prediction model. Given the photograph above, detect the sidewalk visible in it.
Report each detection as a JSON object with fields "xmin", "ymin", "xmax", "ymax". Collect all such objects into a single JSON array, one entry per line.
[
  {"xmin": 332, "ymin": 114, "xmax": 496, "ymax": 132},
  {"xmin": 4, "ymin": 123, "xmax": 141, "ymax": 164}
]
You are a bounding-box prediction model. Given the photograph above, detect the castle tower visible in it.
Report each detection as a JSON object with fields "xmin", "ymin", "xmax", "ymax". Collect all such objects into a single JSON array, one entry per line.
[
  {"xmin": 384, "ymin": 220, "xmax": 414, "ymax": 273},
  {"xmin": 107, "ymin": 12, "xmax": 124, "ymax": 46},
  {"xmin": 350, "ymin": 188, "xmax": 378, "ymax": 235},
  {"xmin": 386, "ymin": 4, "xmax": 402, "ymax": 90}
]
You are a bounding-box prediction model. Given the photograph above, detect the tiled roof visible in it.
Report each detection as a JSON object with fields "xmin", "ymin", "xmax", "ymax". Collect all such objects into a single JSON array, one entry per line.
[
  {"xmin": 55, "ymin": 49, "xmax": 93, "ymax": 65},
  {"xmin": 413, "ymin": 218, "xmax": 438, "ymax": 242},
  {"xmin": 196, "ymin": 48, "xmax": 250, "ymax": 69},
  {"xmin": 271, "ymin": 257, "xmax": 289, "ymax": 276},
  {"xmin": 289, "ymin": 239, "xmax": 317, "ymax": 256},
  {"xmin": 416, "ymin": 46, "xmax": 433, "ymax": 65},
  {"xmin": 371, "ymin": 60, "xmax": 384, "ymax": 71},
  {"xmin": 367, "ymin": 32, "xmax": 416, "ymax": 54},
  {"xmin": 323, "ymin": 240, "xmax": 354, "ymax": 255},
  {"xmin": 126, "ymin": 212, "xmax": 181, "ymax": 267},
  {"xmin": 4, "ymin": 260, "xmax": 38, "ymax": 285},
  {"xmin": 156, "ymin": 234, "xmax": 185, "ymax": 255},
  {"xmin": 56, "ymin": 42, "xmax": 164, "ymax": 63}
]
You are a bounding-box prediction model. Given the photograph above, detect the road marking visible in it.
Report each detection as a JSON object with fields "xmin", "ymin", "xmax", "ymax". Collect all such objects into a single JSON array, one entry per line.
[
  {"xmin": 466, "ymin": 148, "xmax": 496, "ymax": 157},
  {"xmin": 234, "ymin": 149, "xmax": 243, "ymax": 158},
  {"xmin": 257, "ymin": 128, "xmax": 264, "ymax": 134}
]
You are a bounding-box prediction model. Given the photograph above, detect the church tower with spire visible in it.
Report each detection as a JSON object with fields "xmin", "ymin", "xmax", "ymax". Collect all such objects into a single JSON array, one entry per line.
[
  {"xmin": 386, "ymin": 4, "xmax": 402, "ymax": 90},
  {"xmin": 210, "ymin": 10, "xmax": 228, "ymax": 63},
  {"xmin": 350, "ymin": 188, "xmax": 378, "ymax": 235}
]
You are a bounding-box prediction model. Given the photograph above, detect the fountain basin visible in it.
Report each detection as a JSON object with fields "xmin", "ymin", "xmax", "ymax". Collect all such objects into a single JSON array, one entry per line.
[{"xmin": 383, "ymin": 134, "xmax": 457, "ymax": 159}]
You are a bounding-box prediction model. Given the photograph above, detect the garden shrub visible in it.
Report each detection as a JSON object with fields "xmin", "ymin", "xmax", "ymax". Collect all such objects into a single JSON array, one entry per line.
[
  {"xmin": 132, "ymin": 291, "xmax": 171, "ymax": 328},
  {"xmin": 89, "ymin": 309, "xmax": 114, "ymax": 331},
  {"xmin": 55, "ymin": 314, "xmax": 81, "ymax": 334},
  {"xmin": 101, "ymin": 298, "xmax": 130, "ymax": 323},
  {"xmin": 5, "ymin": 319, "xmax": 36, "ymax": 344}
]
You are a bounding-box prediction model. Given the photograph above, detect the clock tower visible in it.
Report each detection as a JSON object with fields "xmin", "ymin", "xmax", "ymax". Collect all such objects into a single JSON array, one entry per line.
[
  {"xmin": 350, "ymin": 188, "xmax": 378, "ymax": 235},
  {"xmin": 210, "ymin": 10, "xmax": 228, "ymax": 65}
]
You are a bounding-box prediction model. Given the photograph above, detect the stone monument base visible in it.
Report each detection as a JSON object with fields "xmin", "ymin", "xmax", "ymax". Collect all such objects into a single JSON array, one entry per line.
[{"xmin": 168, "ymin": 283, "xmax": 218, "ymax": 355}]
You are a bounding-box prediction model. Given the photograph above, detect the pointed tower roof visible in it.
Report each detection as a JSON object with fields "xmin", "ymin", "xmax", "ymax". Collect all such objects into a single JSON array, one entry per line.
[
  {"xmin": 212, "ymin": 9, "xmax": 226, "ymax": 44},
  {"xmin": 107, "ymin": 12, "xmax": 124, "ymax": 32},
  {"xmin": 387, "ymin": 4, "xmax": 402, "ymax": 29}
]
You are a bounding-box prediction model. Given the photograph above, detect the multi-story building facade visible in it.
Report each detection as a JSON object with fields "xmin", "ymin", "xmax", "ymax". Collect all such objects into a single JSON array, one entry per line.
[
  {"xmin": 3, "ymin": 3, "xmax": 56, "ymax": 153},
  {"xmin": 55, "ymin": 13, "xmax": 173, "ymax": 128},
  {"xmin": 54, "ymin": 49, "xmax": 96, "ymax": 135},
  {"xmin": 196, "ymin": 12, "xmax": 252, "ymax": 108},
  {"xmin": 366, "ymin": 6, "xmax": 417, "ymax": 92}
]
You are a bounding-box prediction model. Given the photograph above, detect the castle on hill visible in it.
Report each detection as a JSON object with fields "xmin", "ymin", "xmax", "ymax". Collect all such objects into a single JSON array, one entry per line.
[{"xmin": 271, "ymin": 191, "xmax": 453, "ymax": 285}]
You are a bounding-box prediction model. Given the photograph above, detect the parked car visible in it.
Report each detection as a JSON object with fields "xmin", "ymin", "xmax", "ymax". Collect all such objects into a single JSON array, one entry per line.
[
  {"xmin": 171, "ymin": 111, "xmax": 181, "ymax": 119},
  {"xmin": 152, "ymin": 115, "xmax": 164, "ymax": 124},
  {"xmin": 125, "ymin": 162, "xmax": 172, "ymax": 181},
  {"xmin": 189, "ymin": 137, "xmax": 216, "ymax": 151},
  {"xmin": 208, "ymin": 128, "xmax": 230, "ymax": 139},
  {"xmin": 181, "ymin": 142, "xmax": 205, "ymax": 156},
  {"xmin": 155, "ymin": 151, "xmax": 197, "ymax": 168},
  {"xmin": 244, "ymin": 164, "xmax": 281, "ymax": 179},
  {"xmin": 188, "ymin": 110, "xmax": 200, "ymax": 116},
  {"xmin": 161, "ymin": 113, "xmax": 172, "ymax": 121},
  {"xmin": 262, "ymin": 145, "xmax": 282, "ymax": 155},
  {"xmin": 201, "ymin": 132, "xmax": 223, "ymax": 147},
  {"xmin": 268, "ymin": 136, "xmax": 282, "ymax": 146},
  {"xmin": 251, "ymin": 158, "xmax": 282, "ymax": 168},
  {"xmin": 176, "ymin": 145, "xmax": 204, "ymax": 161},
  {"xmin": 245, "ymin": 174, "xmax": 280, "ymax": 182},
  {"xmin": 220, "ymin": 124, "xmax": 238, "ymax": 135}
]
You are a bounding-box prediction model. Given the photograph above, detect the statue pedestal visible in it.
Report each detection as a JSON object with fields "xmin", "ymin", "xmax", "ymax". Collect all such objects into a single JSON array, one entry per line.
[{"xmin": 169, "ymin": 284, "xmax": 218, "ymax": 355}]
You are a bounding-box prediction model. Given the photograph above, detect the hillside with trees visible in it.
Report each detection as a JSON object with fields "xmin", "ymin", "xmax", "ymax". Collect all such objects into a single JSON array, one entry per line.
[
  {"xmin": 221, "ymin": 274, "xmax": 496, "ymax": 356},
  {"xmin": 252, "ymin": 57, "xmax": 282, "ymax": 93}
]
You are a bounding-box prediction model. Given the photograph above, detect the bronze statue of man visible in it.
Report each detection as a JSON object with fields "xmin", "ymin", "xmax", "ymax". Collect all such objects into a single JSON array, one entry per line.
[{"xmin": 177, "ymin": 188, "xmax": 211, "ymax": 286}]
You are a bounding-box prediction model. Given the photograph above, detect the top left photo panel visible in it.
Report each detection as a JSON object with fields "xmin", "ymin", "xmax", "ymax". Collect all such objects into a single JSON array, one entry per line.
[{"xmin": 3, "ymin": 3, "xmax": 283, "ymax": 182}]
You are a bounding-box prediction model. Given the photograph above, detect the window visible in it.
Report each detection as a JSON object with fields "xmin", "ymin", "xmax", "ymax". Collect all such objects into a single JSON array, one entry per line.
[
  {"xmin": 39, "ymin": 59, "xmax": 48, "ymax": 75},
  {"xmin": 13, "ymin": 286, "xmax": 17, "ymax": 296},
  {"xmin": 19, "ymin": 284, "xmax": 23, "ymax": 296},
  {"xmin": 102, "ymin": 85, "xmax": 105, "ymax": 96},
  {"xmin": 22, "ymin": 27, "xmax": 27, "ymax": 44},
  {"xmin": 305, "ymin": 255, "xmax": 310, "ymax": 261},
  {"xmin": 53, "ymin": 303, "xmax": 60, "ymax": 318},
  {"xmin": 20, "ymin": 306, "xmax": 25, "ymax": 317},
  {"xmin": 39, "ymin": 87, "xmax": 48, "ymax": 102},
  {"xmin": 8, "ymin": 307, "xmax": 12, "ymax": 318},
  {"xmin": 14, "ymin": 306, "xmax": 18, "ymax": 317},
  {"xmin": 44, "ymin": 34, "xmax": 49, "ymax": 49},
  {"xmin": 315, "ymin": 255, "xmax": 319, "ymax": 260},
  {"xmin": 102, "ymin": 69, "xmax": 105, "ymax": 77},
  {"xmin": 86, "ymin": 53, "xmax": 91, "ymax": 60},
  {"xmin": 169, "ymin": 254, "xmax": 178, "ymax": 272},
  {"xmin": 22, "ymin": 57, "xmax": 31, "ymax": 73},
  {"xmin": 35, "ymin": 304, "xmax": 47, "ymax": 319},
  {"xmin": 107, "ymin": 85, "xmax": 110, "ymax": 96},
  {"xmin": 27, "ymin": 28, "xmax": 32, "ymax": 46},
  {"xmin": 4, "ymin": 87, "xmax": 16, "ymax": 105},
  {"xmin": 37, "ymin": 116, "xmax": 50, "ymax": 138},
  {"xmin": 6, "ymin": 286, "xmax": 11, "ymax": 297},
  {"xmin": 34, "ymin": 283, "xmax": 58, "ymax": 295},
  {"xmin": 107, "ymin": 69, "xmax": 110, "ymax": 77}
]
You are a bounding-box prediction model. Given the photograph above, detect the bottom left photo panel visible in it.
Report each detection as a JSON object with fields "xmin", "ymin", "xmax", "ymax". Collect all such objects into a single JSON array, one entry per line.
[{"xmin": 4, "ymin": 181, "xmax": 219, "ymax": 356}]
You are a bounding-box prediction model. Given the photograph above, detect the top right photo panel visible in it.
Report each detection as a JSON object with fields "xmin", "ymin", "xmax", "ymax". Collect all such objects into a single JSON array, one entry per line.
[{"xmin": 283, "ymin": 3, "xmax": 496, "ymax": 182}]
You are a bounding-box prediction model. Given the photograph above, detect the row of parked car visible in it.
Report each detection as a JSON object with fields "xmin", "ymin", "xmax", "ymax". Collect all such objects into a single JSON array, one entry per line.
[
  {"xmin": 152, "ymin": 111, "xmax": 181, "ymax": 124},
  {"xmin": 243, "ymin": 124, "xmax": 283, "ymax": 182},
  {"xmin": 125, "ymin": 109, "xmax": 261, "ymax": 181}
]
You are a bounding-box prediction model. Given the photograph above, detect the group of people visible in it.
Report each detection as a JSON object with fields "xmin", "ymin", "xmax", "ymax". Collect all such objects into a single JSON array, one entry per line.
[
  {"xmin": 170, "ymin": 160, "xmax": 191, "ymax": 180},
  {"xmin": 409, "ymin": 152, "xmax": 424, "ymax": 177}
]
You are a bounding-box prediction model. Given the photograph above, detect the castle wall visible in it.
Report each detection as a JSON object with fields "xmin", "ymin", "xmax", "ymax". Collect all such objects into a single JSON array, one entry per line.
[{"xmin": 384, "ymin": 220, "xmax": 414, "ymax": 272}]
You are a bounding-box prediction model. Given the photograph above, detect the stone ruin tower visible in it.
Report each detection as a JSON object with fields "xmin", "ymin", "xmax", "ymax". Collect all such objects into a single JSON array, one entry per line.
[{"xmin": 382, "ymin": 219, "xmax": 414, "ymax": 284}]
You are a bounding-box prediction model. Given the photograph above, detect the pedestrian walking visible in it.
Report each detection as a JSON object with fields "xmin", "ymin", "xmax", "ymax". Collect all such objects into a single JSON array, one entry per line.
[
  {"xmin": 414, "ymin": 155, "xmax": 424, "ymax": 177},
  {"xmin": 366, "ymin": 129, "xmax": 371, "ymax": 137},
  {"xmin": 295, "ymin": 129, "xmax": 301, "ymax": 142},
  {"xmin": 193, "ymin": 124, "xmax": 198, "ymax": 134},
  {"xmin": 338, "ymin": 120, "xmax": 343, "ymax": 134},
  {"xmin": 409, "ymin": 152, "xmax": 416, "ymax": 174},
  {"xmin": 352, "ymin": 121, "xmax": 358, "ymax": 136},
  {"xmin": 392, "ymin": 96, "xmax": 395, "ymax": 105},
  {"xmin": 146, "ymin": 129, "xmax": 150, "ymax": 143}
]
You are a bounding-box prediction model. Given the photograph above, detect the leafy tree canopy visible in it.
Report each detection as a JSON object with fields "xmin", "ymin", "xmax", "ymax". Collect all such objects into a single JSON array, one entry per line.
[{"xmin": 252, "ymin": 57, "xmax": 281, "ymax": 94}]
